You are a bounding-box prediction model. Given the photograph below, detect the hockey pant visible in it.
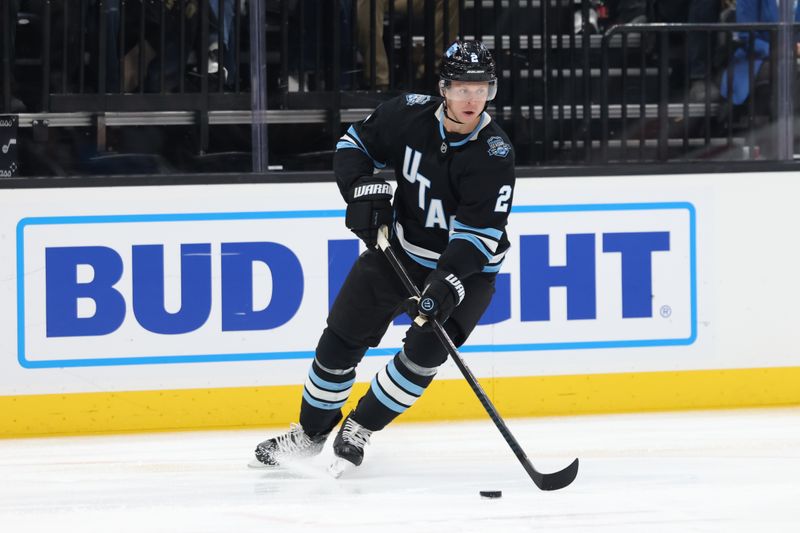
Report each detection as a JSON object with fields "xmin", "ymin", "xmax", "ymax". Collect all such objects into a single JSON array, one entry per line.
[{"xmin": 300, "ymin": 243, "xmax": 495, "ymax": 436}]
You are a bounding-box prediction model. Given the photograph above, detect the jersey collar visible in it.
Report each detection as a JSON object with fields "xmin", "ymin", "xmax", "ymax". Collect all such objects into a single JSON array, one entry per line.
[{"xmin": 434, "ymin": 104, "xmax": 492, "ymax": 147}]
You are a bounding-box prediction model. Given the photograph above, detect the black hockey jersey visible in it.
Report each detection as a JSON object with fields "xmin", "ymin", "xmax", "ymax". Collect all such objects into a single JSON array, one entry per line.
[{"xmin": 334, "ymin": 93, "xmax": 516, "ymax": 279}]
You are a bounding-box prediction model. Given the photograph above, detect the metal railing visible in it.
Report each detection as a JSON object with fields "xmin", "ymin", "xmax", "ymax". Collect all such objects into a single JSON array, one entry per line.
[
  {"xmin": 600, "ymin": 22, "xmax": 799, "ymax": 163},
  {"xmin": 2, "ymin": 0, "xmax": 800, "ymax": 175},
  {"xmin": 1, "ymin": 0, "xmax": 16, "ymax": 113},
  {"xmin": 52, "ymin": 0, "xmax": 249, "ymax": 153},
  {"xmin": 1, "ymin": 1, "xmax": 251, "ymax": 154}
]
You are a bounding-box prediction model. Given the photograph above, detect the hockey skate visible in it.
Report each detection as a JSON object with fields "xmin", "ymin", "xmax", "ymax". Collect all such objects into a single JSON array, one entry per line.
[
  {"xmin": 328, "ymin": 413, "xmax": 373, "ymax": 478},
  {"xmin": 249, "ymin": 423, "xmax": 329, "ymax": 468}
]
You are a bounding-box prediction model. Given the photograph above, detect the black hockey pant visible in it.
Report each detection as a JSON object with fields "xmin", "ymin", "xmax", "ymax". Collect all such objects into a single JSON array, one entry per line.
[{"xmin": 299, "ymin": 243, "xmax": 495, "ymax": 435}]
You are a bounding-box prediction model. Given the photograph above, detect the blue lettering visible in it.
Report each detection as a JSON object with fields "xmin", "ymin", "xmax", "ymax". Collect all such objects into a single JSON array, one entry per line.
[
  {"xmin": 45, "ymin": 246, "xmax": 126, "ymax": 337},
  {"xmin": 327, "ymin": 239, "xmax": 360, "ymax": 309},
  {"xmin": 478, "ymin": 273, "xmax": 511, "ymax": 324},
  {"xmin": 221, "ymin": 242, "xmax": 304, "ymax": 331},
  {"xmin": 520, "ymin": 234, "xmax": 596, "ymax": 321},
  {"xmin": 603, "ymin": 232, "xmax": 670, "ymax": 318},
  {"xmin": 132, "ymin": 244, "xmax": 212, "ymax": 334},
  {"xmin": 43, "ymin": 230, "xmax": 667, "ymax": 340}
]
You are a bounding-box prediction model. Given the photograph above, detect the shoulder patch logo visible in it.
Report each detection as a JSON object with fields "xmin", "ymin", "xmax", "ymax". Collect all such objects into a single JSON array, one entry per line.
[
  {"xmin": 405, "ymin": 94, "xmax": 431, "ymax": 106},
  {"xmin": 487, "ymin": 136, "xmax": 511, "ymax": 158}
]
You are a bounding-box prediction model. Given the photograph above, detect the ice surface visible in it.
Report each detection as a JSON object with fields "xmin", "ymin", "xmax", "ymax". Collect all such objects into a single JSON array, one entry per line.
[{"xmin": 1, "ymin": 408, "xmax": 799, "ymax": 532}]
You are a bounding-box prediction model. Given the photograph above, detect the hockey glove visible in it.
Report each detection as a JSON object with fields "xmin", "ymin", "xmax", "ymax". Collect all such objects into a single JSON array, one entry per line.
[
  {"xmin": 345, "ymin": 179, "xmax": 394, "ymax": 248},
  {"xmin": 414, "ymin": 270, "xmax": 466, "ymax": 326}
]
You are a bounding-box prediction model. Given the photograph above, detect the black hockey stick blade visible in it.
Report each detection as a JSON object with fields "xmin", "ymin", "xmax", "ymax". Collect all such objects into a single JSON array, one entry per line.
[
  {"xmin": 376, "ymin": 227, "xmax": 580, "ymax": 491},
  {"xmin": 533, "ymin": 458, "xmax": 580, "ymax": 491}
]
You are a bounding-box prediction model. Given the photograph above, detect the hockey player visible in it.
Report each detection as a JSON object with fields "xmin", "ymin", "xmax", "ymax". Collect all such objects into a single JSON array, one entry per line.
[{"xmin": 251, "ymin": 40, "xmax": 515, "ymax": 474}]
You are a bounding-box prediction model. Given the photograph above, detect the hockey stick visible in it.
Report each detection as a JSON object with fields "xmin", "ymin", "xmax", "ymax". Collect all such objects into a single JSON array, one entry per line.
[{"xmin": 376, "ymin": 226, "xmax": 579, "ymax": 491}]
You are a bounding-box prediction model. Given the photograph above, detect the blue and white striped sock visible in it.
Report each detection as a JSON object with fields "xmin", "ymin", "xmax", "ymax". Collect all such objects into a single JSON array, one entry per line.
[
  {"xmin": 299, "ymin": 358, "xmax": 355, "ymax": 436},
  {"xmin": 355, "ymin": 350, "xmax": 438, "ymax": 431}
]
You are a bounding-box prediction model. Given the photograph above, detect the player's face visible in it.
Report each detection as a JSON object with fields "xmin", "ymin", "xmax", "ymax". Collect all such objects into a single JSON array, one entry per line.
[{"xmin": 443, "ymin": 81, "xmax": 490, "ymax": 127}]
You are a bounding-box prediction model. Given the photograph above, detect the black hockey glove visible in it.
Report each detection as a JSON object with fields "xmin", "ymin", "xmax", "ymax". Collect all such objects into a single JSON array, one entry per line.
[
  {"xmin": 414, "ymin": 270, "xmax": 466, "ymax": 326},
  {"xmin": 345, "ymin": 178, "xmax": 394, "ymax": 248}
]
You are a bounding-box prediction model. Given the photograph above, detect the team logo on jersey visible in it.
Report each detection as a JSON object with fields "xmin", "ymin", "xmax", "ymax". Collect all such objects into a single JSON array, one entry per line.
[
  {"xmin": 405, "ymin": 94, "xmax": 431, "ymax": 106},
  {"xmin": 487, "ymin": 136, "xmax": 510, "ymax": 158}
]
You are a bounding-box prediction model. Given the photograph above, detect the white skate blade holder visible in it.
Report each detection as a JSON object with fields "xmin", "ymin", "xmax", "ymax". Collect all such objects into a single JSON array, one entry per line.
[
  {"xmin": 327, "ymin": 457, "xmax": 357, "ymax": 479},
  {"xmin": 247, "ymin": 458, "xmax": 269, "ymax": 469}
]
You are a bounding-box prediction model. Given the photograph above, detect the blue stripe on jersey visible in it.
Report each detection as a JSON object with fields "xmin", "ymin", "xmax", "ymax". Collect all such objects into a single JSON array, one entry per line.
[
  {"xmin": 347, "ymin": 126, "xmax": 386, "ymax": 169},
  {"xmin": 336, "ymin": 140, "xmax": 360, "ymax": 151},
  {"xmin": 452, "ymin": 220, "xmax": 503, "ymax": 240},
  {"xmin": 402, "ymin": 248, "xmax": 438, "ymax": 269},
  {"xmin": 396, "ymin": 221, "xmax": 506, "ymax": 273},
  {"xmin": 302, "ymin": 390, "xmax": 348, "ymax": 410},
  {"xmin": 370, "ymin": 380, "xmax": 407, "ymax": 413},
  {"xmin": 402, "ymin": 238, "xmax": 504, "ymax": 272},
  {"xmin": 308, "ymin": 369, "xmax": 355, "ymax": 392},
  {"xmin": 387, "ymin": 359, "xmax": 424, "ymax": 396},
  {"xmin": 450, "ymin": 233, "xmax": 494, "ymax": 261}
]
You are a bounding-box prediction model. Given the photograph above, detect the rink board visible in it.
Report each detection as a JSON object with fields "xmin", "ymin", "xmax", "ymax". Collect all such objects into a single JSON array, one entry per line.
[
  {"xmin": 2, "ymin": 172, "xmax": 800, "ymax": 436},
  {"xmin": 2, "ymin": 367, "xmax": 800, "ymax": 437}
]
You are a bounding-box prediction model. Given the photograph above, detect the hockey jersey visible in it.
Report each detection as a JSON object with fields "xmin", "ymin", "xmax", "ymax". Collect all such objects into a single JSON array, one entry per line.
[{"xmin": 334, "ymin": 93, "xmax": 516, "ymax": 279}]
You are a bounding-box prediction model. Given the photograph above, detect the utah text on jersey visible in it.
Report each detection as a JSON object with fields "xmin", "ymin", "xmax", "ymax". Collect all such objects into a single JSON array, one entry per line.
[{"xmin": 335, "ymin": 94, "xmax": 516, "ymax": 275}]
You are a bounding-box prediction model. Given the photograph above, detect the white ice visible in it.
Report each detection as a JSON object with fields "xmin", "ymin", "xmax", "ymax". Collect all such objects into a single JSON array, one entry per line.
[{"xmin": 1, "ymin": 407, "xmax": 799, "ymax": 533}]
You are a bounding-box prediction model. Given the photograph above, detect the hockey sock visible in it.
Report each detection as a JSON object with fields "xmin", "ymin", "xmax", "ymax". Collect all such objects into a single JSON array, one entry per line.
[
  {"xmin": 351, "ymin": 349, "xmax": 438, "ymax": 431},
  {"xmin": 299, "ymin": 358, "xmax": 355, "ymax": 436}
]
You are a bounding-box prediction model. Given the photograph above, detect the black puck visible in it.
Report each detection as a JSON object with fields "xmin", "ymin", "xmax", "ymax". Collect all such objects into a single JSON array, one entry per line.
[{"xmin": 479, "ymin": 490, "xmax": 502, "ymax": 499}]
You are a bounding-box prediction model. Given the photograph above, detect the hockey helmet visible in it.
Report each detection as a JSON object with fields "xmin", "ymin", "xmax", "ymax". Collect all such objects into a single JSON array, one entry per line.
[{"xmin": 439, "ymin": 40, "xmax": 497, "ymax": 101}]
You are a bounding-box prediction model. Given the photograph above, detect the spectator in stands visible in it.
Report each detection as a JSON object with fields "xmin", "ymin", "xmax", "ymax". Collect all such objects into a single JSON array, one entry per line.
[
  {"xmin": 84, "ymin": 0, "xmax": 198, "ymax": 93},
  {"xmin": 603, "ymin": 0, "xmax": 648, "ymax": 26},
  {"xmin": 209, "ymin": 0, "xmax": 238, "ymax": 84},
  {"xmin": 655, "ymin": 0, "xmax": 722, "ymax": 102},
  {"xmin": 67, "ymin": 1, "xmax": 232, "ymax": 94},
  {"xmin": 143, "ymin": 0, "xmax": 202, "ymax": 92},
  {"xmin": 93, "ymin": 0, "xmax": 210, "ymax": 93},
  {"xmin": 574, "ymin": 0, "xmax": 646, "ymax": 35},
  {"xmin": 1, "ymin": 0, "xmax": 26, "ymax": 112},
  {"xmin": 720, "ymin": 0, "xmax": 800, "ymax": 106},
  {"xmin": 287, "ymin": 0, "xmax": 356, "ymax": 91},
  {"xmin": 87, "ymin": 0, "xmax": 123, "ymax": 93},
  {"xmin": 581, "ymin": 1, "xmax": 722, "ymax": 101},
  {"xmin": 357, "ymin": 0, "xmax": 459, "ymax": 90}
]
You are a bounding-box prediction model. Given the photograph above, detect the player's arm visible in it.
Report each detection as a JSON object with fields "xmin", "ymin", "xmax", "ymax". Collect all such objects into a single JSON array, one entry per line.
[
  {"xmin": 439, "ymin": 154, "xmax": 515, "ymax": 279},
  {"xmin": 333, "ymin": 98, "xmax": 399, "ymax": 247},
  {"xmin": 416, "ymin": 153, "xmax": 516, "ymax": 323}
]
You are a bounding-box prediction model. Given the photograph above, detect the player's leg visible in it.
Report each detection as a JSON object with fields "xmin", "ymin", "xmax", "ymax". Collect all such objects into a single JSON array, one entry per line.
[
  {"xmin": 250, "ymin": 328, "xmax": 362, "ymax": 468},
  {"xmin": 331, "ymin": 272, "xmax": 496, "ymax": 468},
  {"xmin": 252, "ymin": 248, "xmax": 407, "ymax": 466}
]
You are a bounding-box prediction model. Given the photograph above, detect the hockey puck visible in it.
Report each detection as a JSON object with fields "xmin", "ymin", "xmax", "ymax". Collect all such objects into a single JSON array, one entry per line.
[{"xmin": 479, "ymin": 490, "xmax": 502, "ymax": 499}]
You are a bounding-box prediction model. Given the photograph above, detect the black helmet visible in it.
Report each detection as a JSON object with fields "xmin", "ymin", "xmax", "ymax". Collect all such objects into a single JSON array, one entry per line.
[{"xmin": 440, "ymin": 40, "xmax": 497, "ymax": 83}]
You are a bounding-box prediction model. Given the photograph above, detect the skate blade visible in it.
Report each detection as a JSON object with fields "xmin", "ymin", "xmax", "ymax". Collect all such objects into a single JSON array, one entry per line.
[
  {"xmin": 327, "ymin": 457, "xmax": 356, "ymax": 479},
  {"xmin": 247, "ymin": 457, "xmax": 274, "ymax": 469}
]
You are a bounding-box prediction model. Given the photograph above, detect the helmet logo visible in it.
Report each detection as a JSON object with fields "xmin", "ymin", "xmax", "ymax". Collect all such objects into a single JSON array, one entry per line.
[{"xmin": 441, "ymin": 40, "xmax": 496, "ymax": 82}]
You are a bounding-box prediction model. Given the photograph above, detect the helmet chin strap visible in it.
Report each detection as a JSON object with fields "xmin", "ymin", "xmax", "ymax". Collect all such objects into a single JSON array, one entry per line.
[
  {"xmin": 443, "ymin": 97, "xmax": 490, "ymax": 128},
  {"xmin": 442, "ymin": 99, "xmax": 465, "ymax": 125}
]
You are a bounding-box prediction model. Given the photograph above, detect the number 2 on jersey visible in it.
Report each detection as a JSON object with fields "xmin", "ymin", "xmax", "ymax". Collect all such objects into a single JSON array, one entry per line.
[{"xmin": 495, "ymin": 185, "xmax": 512, "ymax": 212}]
